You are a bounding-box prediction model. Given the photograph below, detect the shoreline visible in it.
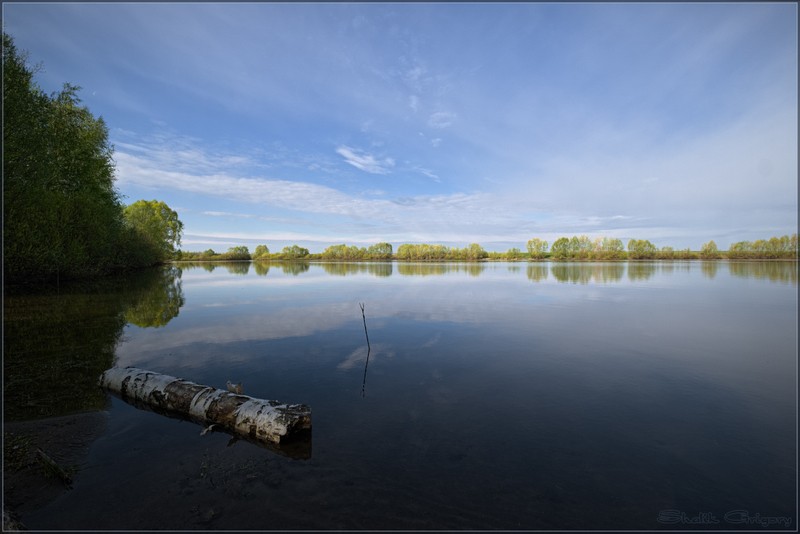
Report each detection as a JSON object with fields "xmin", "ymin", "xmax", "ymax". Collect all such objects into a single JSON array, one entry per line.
[
  {"xmin": 3, "ymin": 411, "xmax": 109, "ymax": 528},
  {"xmin": 170, "ymin": 257, "xmax": 800, "ymax": 263}
]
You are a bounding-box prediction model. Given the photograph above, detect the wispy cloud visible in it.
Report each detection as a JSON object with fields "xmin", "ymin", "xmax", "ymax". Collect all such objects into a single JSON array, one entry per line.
[
  {"xmin": 413, "ymin": 166, "xmax": 441, "ymax": 183},
  {"xmin": 202, "ymin": 211, "xmax": 255, "ymax": 218},
  {"xmin": 337, "ymin": 344, "xmax": 393, "ymax": 370},
  {"xmin": 404, "ymin": 65, "xmax": 426, "ymax": 92},
  {"xmin": 428, "ymin": 111, "xmax": 456, "ymax": 129},
  {"xmin": 115, "ymin": 150, "xmax": 379, "ymax": 218},
  {"xmin": 116, "ymin": 302, "xmax": 358, "ymax": 365},
  {"xmin": 112, "ymin": 135, "xmax": 528, "ymax": 241},
  {"xmin": 335, "ymin": 145, "xmax": 395, "ymax": 175}
]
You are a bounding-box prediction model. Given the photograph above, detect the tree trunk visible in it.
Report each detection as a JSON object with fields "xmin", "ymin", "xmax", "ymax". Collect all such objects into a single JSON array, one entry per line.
[{"xmin": 98, "ymin": 367, "xmax": 311, "ymax": 457}]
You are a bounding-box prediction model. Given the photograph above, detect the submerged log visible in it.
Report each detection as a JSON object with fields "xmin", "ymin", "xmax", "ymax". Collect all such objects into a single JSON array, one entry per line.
[
  {"xmin": 98, "ymin": 367, "xmax": 311, "ymax": 457},
  {"xmin": 35, "ymin": 447, "xmax": 73, "ymax": 487}
]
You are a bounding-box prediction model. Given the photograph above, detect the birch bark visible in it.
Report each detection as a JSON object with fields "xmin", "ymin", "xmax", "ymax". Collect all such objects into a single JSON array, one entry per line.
[{"xmin": 99, "ymin": 367, "xmax": 311, "ymax": 450}]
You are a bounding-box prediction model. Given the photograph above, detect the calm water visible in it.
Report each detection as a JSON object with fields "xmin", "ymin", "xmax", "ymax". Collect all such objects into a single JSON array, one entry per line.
[{"xmin": 5, "ymin": 261, "xmax": 797, "ymax": 529}]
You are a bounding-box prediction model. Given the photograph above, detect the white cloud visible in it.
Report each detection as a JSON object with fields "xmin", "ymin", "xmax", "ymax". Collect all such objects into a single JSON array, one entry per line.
[
  {"xmin": 116, "ymin": 302, "xmax": 358, "ymax": 366},
  {"xmin": 414, "ymin": 166, "xmax": 441, "ymax": 182},
  {"xmin": 202, "ymin": 211, "xmax": 255, "ymax": 218},
  {"xmin": 406, "ymin": 65, "xmax": 424, "ymax": 84},
  {"xmin": 428, "ymin": 111, "xmax": 456, "ymax": 129},
  {"xmin": 337, "ymin": 344, "xmax": 394, "ymax": 370},
  {"xmin": 402, "ymin": 62, "xmax": 427, "ymax": 93},
  {"xmin": 112, "ymin": 136, "xmax": 524, "ymax": 242},
  {"xmin": 116, "ymin": 151, "xmax": 381, "ymax": 218},
  {"xmin": 335, "ymin": 145, "xmax": 395, "ymax": 174},
  {"xmin": 409, "ymin": 94, "xmax": 419, "ymax": 113}
]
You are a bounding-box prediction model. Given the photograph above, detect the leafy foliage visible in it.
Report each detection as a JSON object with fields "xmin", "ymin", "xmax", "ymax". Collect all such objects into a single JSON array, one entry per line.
[
  {"xmin": 280, "ymin": 244, "xmax": 310, "ymax": 259},
  {"xmin": 394, "ymin": 243, "xmax": 487, "ymax": 260},
  {"xmin": 627, "ymin": 239, "xmax": 658, "ymax": 260},
  {"xmin": 550, "ymin": 237, "xmax": 571, "ymax": 260},
  {"xmin": 123, "ymin": 200, "xmax": 184, "ymax": 262},
  {"xmin": 526, "ymin": 238, "xmax": 548, "ymax": 259},
  {"xmin": 3, "ymin": 33, "xmax": 181, "ymax": 282},
  {"xmin": 322, "ymin": 244, "xmax": 368, "ymax": 260},
  {"xmin": 594, "ymin": 237, "xmax": 625, "ymax": 259},
  {"xmin": 657, "ymin": 246, "xmax": 675, "ymax": 259},
  {"xmin": 224, "ymin": 246, "xmax": 251, "ymax": 260},
  {"xmin": 253, "ymin": 244, "xmax": 270, "ymax": 259},
  {"xmin": 367, "ymin": 242, "xmax": 393, "ymax": 259},
  {"xmin": 699, "ymin": 240, "xmax": 720, "ymax": 259},
  {"xmin": 506, "ymin": 247, "xmax": 524, "ymax": 260},
  {"xmin": 727, "ymin": 234, "xmax": 798, "ymax": 259},
  {"xmin": 181, "ymin": 233, "xmax": 798, "ymax": 265}
]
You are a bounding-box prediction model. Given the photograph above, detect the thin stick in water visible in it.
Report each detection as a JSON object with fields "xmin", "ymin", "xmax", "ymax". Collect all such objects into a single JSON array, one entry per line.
[
  {"xmin": 359, "ymin": 302, "xmax": 372, "ymax": 397},
  {"xmin": 359, "ymin": 302, "xmax": 371, "ymax": 350}
]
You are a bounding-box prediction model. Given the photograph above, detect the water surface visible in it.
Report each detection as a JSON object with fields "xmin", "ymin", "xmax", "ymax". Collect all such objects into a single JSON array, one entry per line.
[{"xmin": 5, "ymin": 261, "xmax": 796, "ymax": 529}]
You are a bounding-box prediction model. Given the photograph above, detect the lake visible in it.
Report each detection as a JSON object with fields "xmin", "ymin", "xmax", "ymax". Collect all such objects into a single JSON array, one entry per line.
[{"xmin": 4, "ymin": 261, "xmax": 797, "ymax": 529}]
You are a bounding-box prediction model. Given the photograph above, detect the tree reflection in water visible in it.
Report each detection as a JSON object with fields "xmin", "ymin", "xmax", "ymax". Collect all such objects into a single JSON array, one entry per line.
[
  {"xmin": 550, "ymin": 263, "xmax": 628, "ymax": 284},
  {"xmin": 321, "ymin": 262, "xmax": 393, "ymax": 277},
  {"xmin": 728, "ymin": 261, "xmax": 797, "ymax": 284},
  {"xmin": 125, "ymin": 266, "xmax": 185, "ymax": 328},
  {"xmin": 281, "ymin": 262, "xmax": 310, "ymax": 276},
  {"xmin": 4, "ymin": 266, "xmax": 185, "ymax": 421}
]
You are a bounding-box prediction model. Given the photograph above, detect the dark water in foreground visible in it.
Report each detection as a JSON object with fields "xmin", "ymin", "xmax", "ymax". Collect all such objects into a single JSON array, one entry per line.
[{"xmin": 4, "ymin": 261, "xmax": 797, "ymax": 529}]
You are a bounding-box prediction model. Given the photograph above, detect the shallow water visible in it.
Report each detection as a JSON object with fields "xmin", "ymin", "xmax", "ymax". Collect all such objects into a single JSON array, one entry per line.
[{"xmin": 5, "ymin": 261, "xmax": 797, "ymax": 529}]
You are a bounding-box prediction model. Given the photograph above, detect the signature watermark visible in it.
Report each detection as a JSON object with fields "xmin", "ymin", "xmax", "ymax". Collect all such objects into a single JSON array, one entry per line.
[{"xmin": 657, "ymin": 509, "xmax": 793, "ymax": 528}]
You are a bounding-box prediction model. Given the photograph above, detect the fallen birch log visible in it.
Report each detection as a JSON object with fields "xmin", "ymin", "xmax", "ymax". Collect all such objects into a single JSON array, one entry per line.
[{"xmin": 99, "ymin": 367, "xmax": 311, "ymax": 456}]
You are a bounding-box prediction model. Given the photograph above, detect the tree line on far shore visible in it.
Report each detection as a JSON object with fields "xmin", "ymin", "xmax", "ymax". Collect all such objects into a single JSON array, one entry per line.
[{"xmin": 177, "ymin": 233, "xmax": 798, "ymax": 262}]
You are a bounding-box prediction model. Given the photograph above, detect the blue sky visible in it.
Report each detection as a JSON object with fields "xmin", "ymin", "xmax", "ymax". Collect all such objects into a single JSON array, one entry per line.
[{"xmin": 4, "ymin": 2, "xmax": 797, "ymax": 252}]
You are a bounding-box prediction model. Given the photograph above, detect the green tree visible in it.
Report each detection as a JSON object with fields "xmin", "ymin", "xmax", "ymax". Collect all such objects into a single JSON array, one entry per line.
[
  {"xmin": 322, "ymin": 244, "xmax": 346, "ymax": 259},
  {"xmin": 700, "ymin": 240, "xmax": 720, "ymax": 259},
  {"xmin": 123, "ymin": 200, "xmax": 184, "ymax": 262},
  {"xmin": 506, "ymin": 247, "xmax": 523, "ymax": 260},
  {"xmin": 627, "ymin": 239, "xmax": 657, "ymax": 260},
  {"xmin": 281, "ymin": 244, "xmax": 310, "ymax": 259},
  {"xmin": 464, "ymin": 243, "xmax": 488, "ymax": 260},
  {"xmin": 321, "ymin": 243, "xmax": 366, "ymax": 260},
  {"xmin": 569, "ymin": 235, "xmax": 592, "ymax": 259},
  {"xmin": 225, "ymin": 246, "xmax": 251, "ymax": 260},
  {"xmin": 550, "ymin": 237, "xmax": 570, "ymax": 260},
  {"xmin": 3, "ymin": 32, "xmax": 138, "ymax": 281},
  {"xmin": 527, "ymin": 238, "xmax": 548, "ymax": 260},
  {"xmin": 395, "ymin": 243, "xmax": 452, "ymax": 260},
  {"xmin": 396, "ymin": 244, "xmax": 415, "ymax": 260},
  {"xmin": 728, "ymin": 241, "xmax": 752, "ymax": 259},
  {"xmin": 366, "ymin": 242, "xmax": 393, "ymax": 259},
  {"xmin": 597, "ymin": 237, "xmax": 625, "ymax": 260},
  {"xmin": 657, "ymin": 246, "xmax": 675, "ymax": 260},
  {"xmin": 253, "ymin": 244, "xmax": 270, "ymax": 259}
]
